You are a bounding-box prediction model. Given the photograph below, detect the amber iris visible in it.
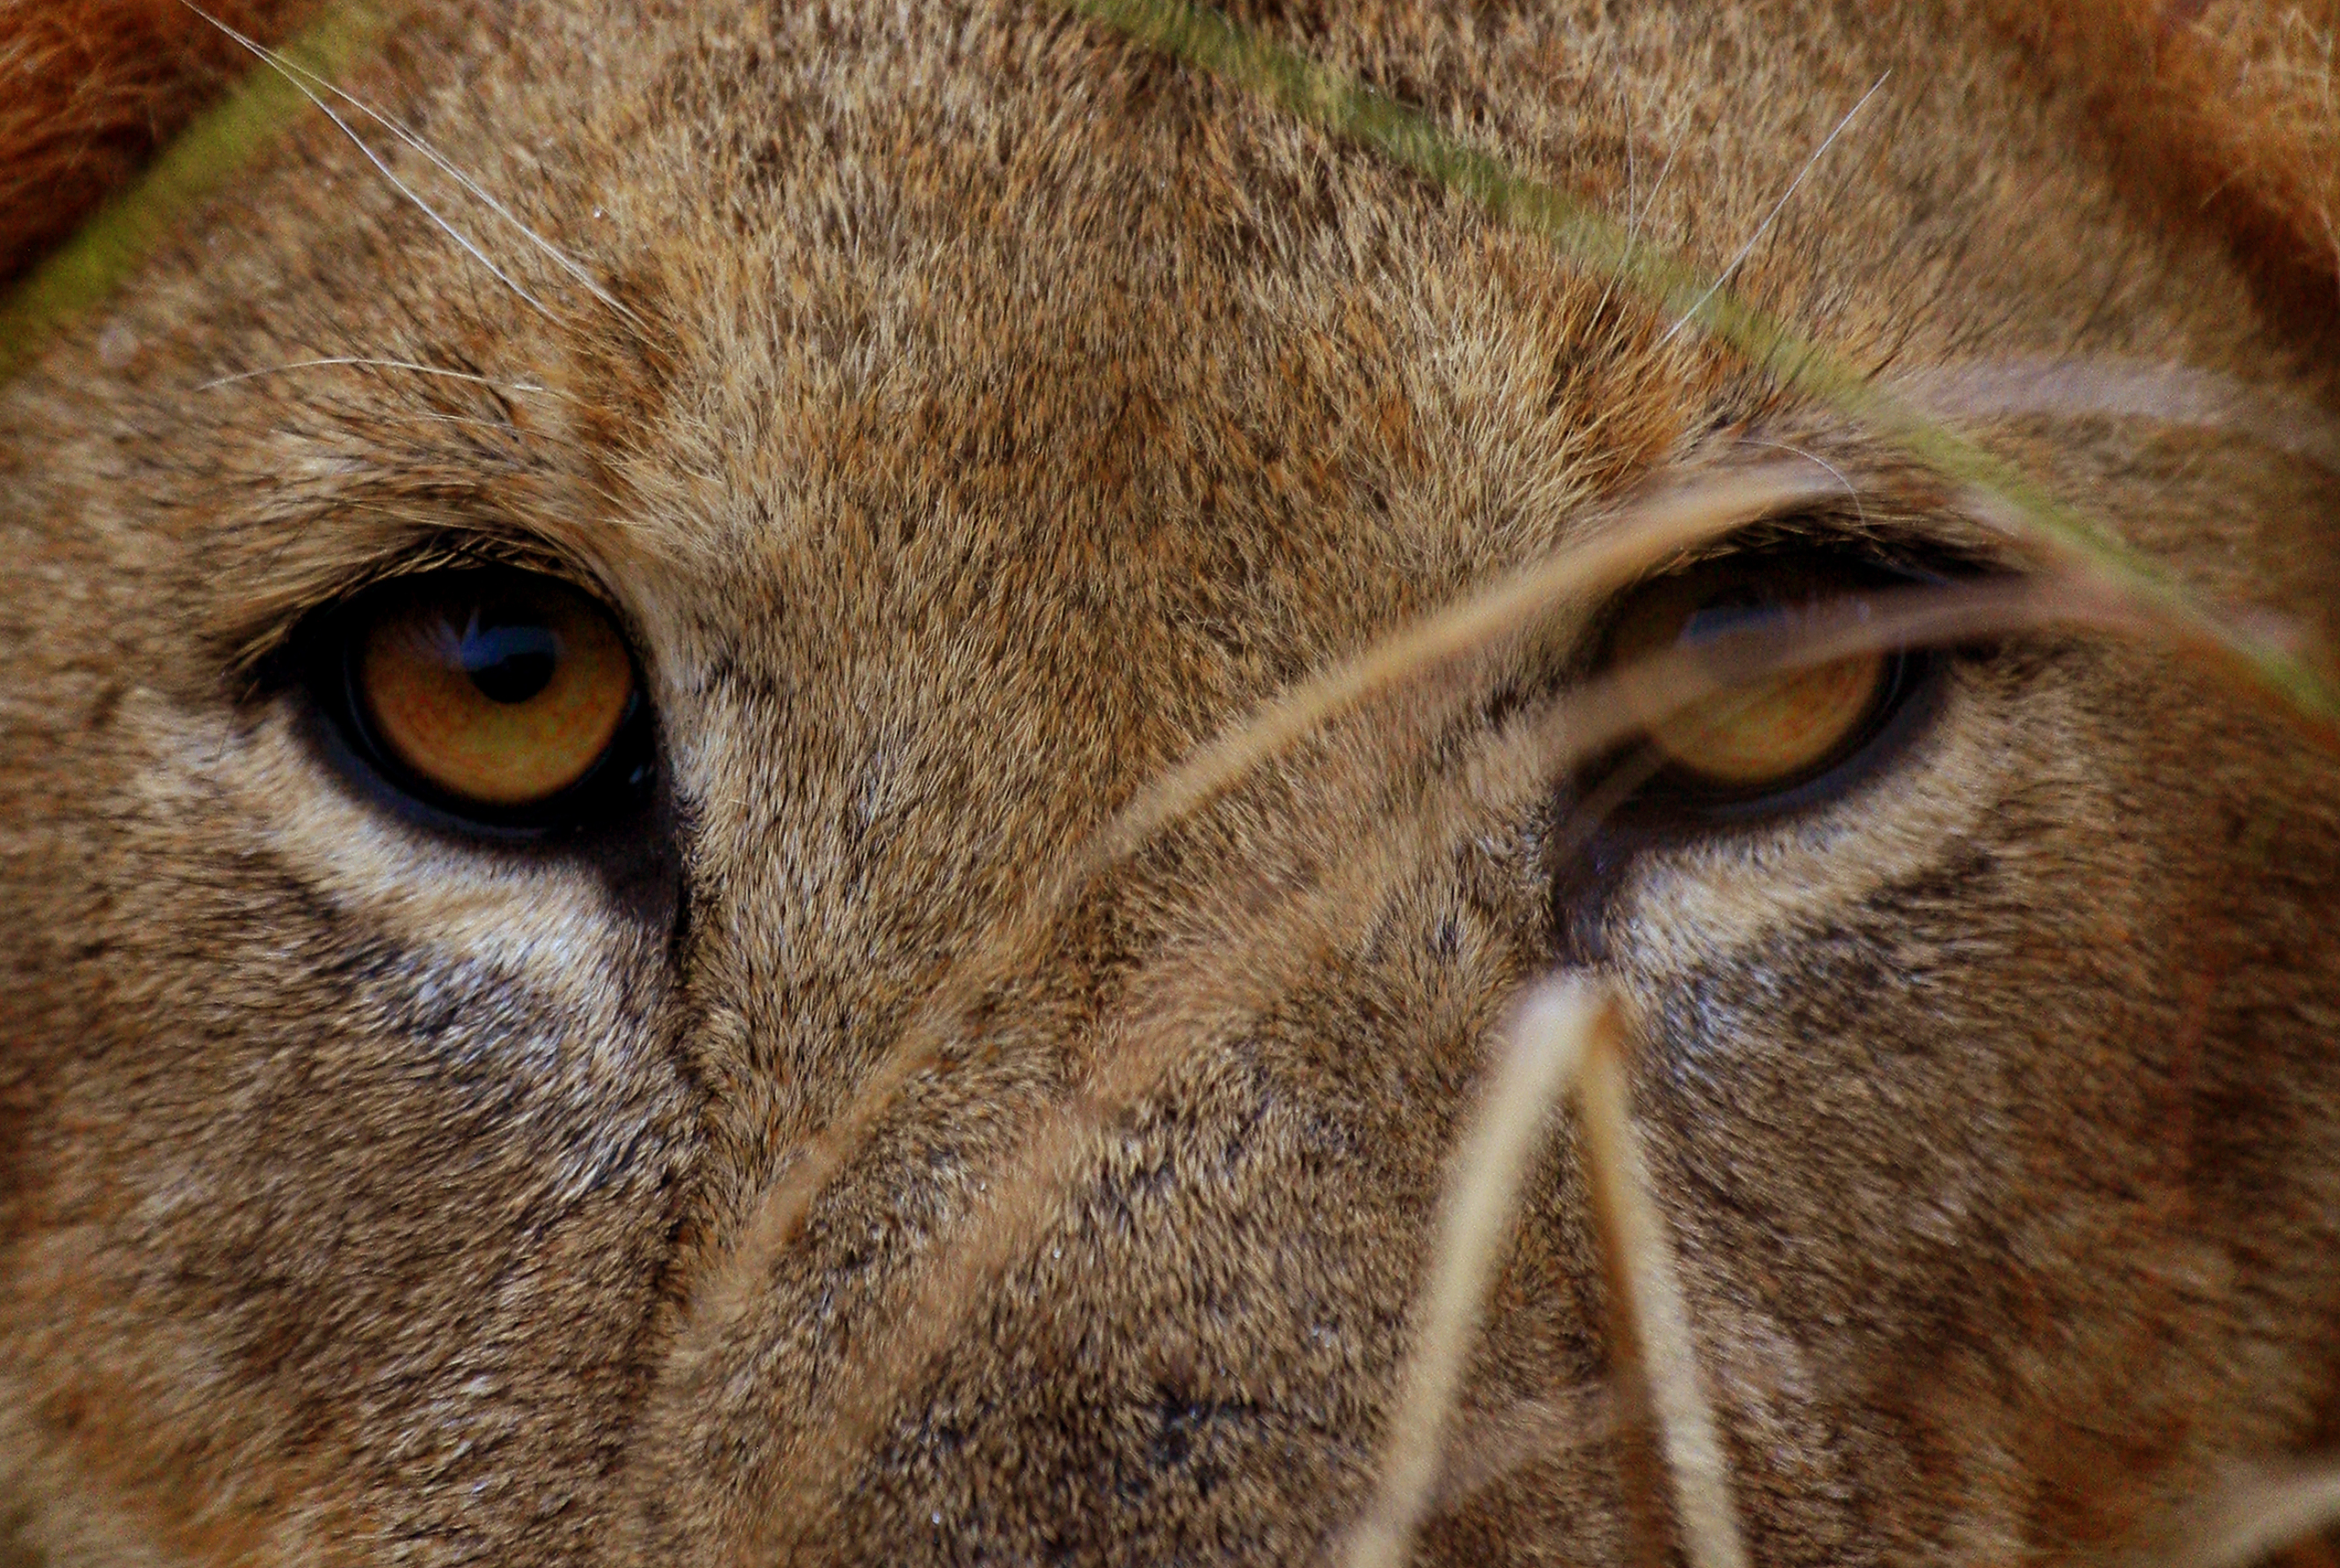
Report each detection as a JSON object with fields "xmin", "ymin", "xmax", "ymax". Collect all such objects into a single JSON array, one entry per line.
[
  {"xmin": 1607, "ymin": 558, "xmax": 1893, "ymax": 792},
  {"xmin": 356, "ymin": 576, "xmax": 635, "ymax": 808}
]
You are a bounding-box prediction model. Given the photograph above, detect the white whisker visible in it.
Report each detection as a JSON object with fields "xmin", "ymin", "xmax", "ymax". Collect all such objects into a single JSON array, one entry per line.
[
  {"xmin": 1656, "ymin": 72, "xmax": 1888, "ymax": 349},
  {"xmin": 178, "ymin": 2, "xmax": 559, "ymax": 322},
  {"xmin": 194, "ymin": 356, "xmax": 571, "ymax": 399},
  {"xmin": 1591, "ymin": 105, "xmax": 1681, "ymax": 332},
  {"xmin": 1738, "ymin": 438, "xmax": 1866, "ymax": 525},
  {"xmin": 228, "ymin": 26, "xmax": 646, "ymax": 330}
]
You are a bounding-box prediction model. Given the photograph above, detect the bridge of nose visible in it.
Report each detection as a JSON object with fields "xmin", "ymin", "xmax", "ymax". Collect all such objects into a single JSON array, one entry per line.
[
  {"xmin": 629, "ymin": 716, "xmax": 1596, "ymax": 1561},
  {"xmin": 612, "ymin": 337, "xmax": 1627, "ymax": 1553},
  {"xmin": 579, "ymin": 2, "xmax": 1714, "ymax": 1549}
]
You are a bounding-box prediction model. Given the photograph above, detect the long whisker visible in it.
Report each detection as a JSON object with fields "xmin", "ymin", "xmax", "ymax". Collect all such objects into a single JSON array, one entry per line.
[
  {"xmin": 219, "ymin": 16, "xmax": 647, "ymax": 331},
  {"xmin": 1340, "ymin": 980, "xmax": 1613, "ymax": 1568},
  {"xmin": 194, "ymin": 355, "xmax": 575, "ymax": 399},
  {"xmin": 180, "ymin": 2, "xmax": 558, "ymax": 321},
  {"xmin": 1652, "ymin": 72, "xmax": 1888, "ymax": 350},
  {"xmin": 1061, "ymin": 0, "xmax": 2340, "ymax": 727}
]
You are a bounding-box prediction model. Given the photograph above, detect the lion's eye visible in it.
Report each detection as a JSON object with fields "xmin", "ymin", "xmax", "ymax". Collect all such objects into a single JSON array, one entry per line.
[
  {"xmin": 1597, "ymin": 551, "xmax": 1939, "ymax": 820},
  {"xmin": 305, "ymin": 570, "xmax": 655, "ymax": 835}
]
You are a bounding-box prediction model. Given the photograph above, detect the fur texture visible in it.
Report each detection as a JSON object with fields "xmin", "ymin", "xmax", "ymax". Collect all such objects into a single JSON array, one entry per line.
[
  {"xmin": 1998, "ymin": 0, "xmax": 2340, "ymax": 343},
  {"xmin": 4, "ymin": 2, "xmax": 2340, "ymax": 1565}
]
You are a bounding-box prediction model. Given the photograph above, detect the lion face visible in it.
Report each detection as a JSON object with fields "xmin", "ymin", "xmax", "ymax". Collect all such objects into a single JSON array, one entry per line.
[{"xmin": 4, "ymin": 1, "xmax": 2338, "ymax": 1564}]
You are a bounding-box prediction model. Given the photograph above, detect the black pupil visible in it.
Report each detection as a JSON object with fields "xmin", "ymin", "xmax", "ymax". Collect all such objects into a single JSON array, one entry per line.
[{"xmin": 450, "ymin": 609, "xmax": 561, "ymax": 704}]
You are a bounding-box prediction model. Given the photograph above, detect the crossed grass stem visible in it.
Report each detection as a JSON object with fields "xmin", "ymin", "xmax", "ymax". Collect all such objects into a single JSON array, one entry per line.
[
  {"xmin": 754, "ymin": 565, "xmax": 2335, "ymax": 1568},
  {"xmin": 10, "ymin": 0, "xmax": 2339, "ymax": 739},
  {"xmin": 745, "ymin": 556, "xmax": 2173, "ymax": 1560},
  {"xmin": 1052, "ymin": 0, "xmax": 2340, "ymax": 741},
  {"xmin": 10, "ymin": 0, "xmax": 2340, "ymax": 1557}
]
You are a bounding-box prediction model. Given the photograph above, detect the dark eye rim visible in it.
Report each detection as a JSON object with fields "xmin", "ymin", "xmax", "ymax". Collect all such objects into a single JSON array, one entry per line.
[
  {"xmin": 292, "ymin": 567, "xmax": 660, "ymax": 842},
  {"xmin": 1585, "ymin": 542, "xmax": 1971, "ymax": 833},
  {"xmin": 1602, "ymin": 645, "xmax": 1948, "ymax": 829}
]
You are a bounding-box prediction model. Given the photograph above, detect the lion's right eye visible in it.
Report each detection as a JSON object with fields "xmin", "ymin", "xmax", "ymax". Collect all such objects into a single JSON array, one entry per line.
[
  {"xmin": 303, "ymin": 569, "xmax": 657, "ymax": 837},
  {"xmin": 1594, "ymin": 548, "xmax": 1947, "ymax": 827}
]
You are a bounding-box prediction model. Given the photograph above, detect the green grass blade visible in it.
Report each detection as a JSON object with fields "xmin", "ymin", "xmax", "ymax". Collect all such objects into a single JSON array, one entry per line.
[{"xmin": 0, "ymin": 2, "xmax": 389, "ymax": 379}]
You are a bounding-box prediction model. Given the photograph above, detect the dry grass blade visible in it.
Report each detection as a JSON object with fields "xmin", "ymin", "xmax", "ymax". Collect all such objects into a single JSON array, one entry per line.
[
  {"xmin": 753, "ymin": 572, "xmax": 2157, "ymax": 1559},
  {"xmin": 672, "ymin": 464, "xmax": 1837, "ymax": 1352},
  {"xmin": 1057, "ymin": 0, "xmax": 2340, "ymax": 733},
  {"xmin": 1090, "ymin": 464, "xmax": 1840, "ymax": 863},
  {"xmin": 0, "ymin": 3, "xmax": 391, "ymax": 377},
  {"xmin": 1425, "ymin": 1387, "xmax": 1616, "ymax": 1520},
  {"xmin": 753, "ymin": 729, "xmax": 1652, "ymax": 1558},
  {"xmin": 1892, "ymin": 357, "xmax": 2340, "ymax": 475},
  {"xmin": 2154, "ymin": 1462, "xmax": 2340, "ymax": 1568},
  {"xmin": 1577, "ymin": 1008, "xmax": 1749, "ymax": 1568},
  {"xmin": 1340, "ymin": 979, "xmax": 1609, "ymax": 1568}
]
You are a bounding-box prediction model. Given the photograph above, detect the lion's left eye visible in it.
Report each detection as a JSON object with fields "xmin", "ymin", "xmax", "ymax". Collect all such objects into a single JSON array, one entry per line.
[
  {"xmin": 302, "ymin": 568, "xmax": 657, "ymax": 836},
  {"xmin": 1596, "ymin": 550, "xmax": 1942, "ymax": 821}
]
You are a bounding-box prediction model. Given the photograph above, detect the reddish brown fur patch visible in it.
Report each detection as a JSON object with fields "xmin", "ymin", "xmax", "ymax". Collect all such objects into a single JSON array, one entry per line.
[
  {"xmin": 1991, "ymin": 0, "xmax": 2340, "ymax": 343},
  {"xmin": 0, "ymin": 0, "xmax": 318, "ymax": 287}
]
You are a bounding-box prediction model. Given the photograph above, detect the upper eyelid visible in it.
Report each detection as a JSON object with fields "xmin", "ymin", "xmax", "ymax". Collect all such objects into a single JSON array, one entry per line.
[
  {"xmin": 219, "ymin": 469, "xmax": 2008, "ymax": 694},
  {"xmin": 225, "ymin": 532, "xmax": 625, "ymax": 697},
  {"xmin": 1643, "ymin": 509, "xmax": 2018, "ymax": 584},
  {"xmin": 1576, "ymin": 519, "xmax": 2013, "ymax": 684},
  {"xmin": 1697, "ymin": 432, "xmax": 2035, "ymax": 575}
]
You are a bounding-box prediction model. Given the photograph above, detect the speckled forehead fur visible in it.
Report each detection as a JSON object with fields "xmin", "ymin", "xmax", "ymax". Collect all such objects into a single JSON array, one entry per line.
[{"xmin": 5, "ymin": 0, "xmax": 2340, "ymax": 1564}]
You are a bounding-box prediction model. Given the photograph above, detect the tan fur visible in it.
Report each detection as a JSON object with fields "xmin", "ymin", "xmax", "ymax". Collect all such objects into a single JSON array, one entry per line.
[
  {"xmin": 5, "ymin": 1, "xmax": 2340, "ymax": 1564},
  {"xmin": 1993, "ymin": 0, "xmax": 2340, "ymax": 343}
]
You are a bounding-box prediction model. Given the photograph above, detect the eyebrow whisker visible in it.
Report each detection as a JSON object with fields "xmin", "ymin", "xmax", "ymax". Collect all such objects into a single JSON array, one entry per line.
[
  {"xmin": 1654, "ymin": 70, "xmax": 1889, "ymax": 350},
  {"xmin": 194, "ymin": 356, "xmax": 577, "ymax": 400},
  {"xmin": 1591, "ymin": 112, "xmax": 1682, "ymax": 335},
  {"xmin": 1736, "ymin": 439, "xmax": 1867, "ymax": 527},
  {"xmin": 210, "ymin": 13, "xmax": 649, "ymax": 333},
  {"xmin": 179, "ymin": 1, "xmax": 559, "ymax": 322}
]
